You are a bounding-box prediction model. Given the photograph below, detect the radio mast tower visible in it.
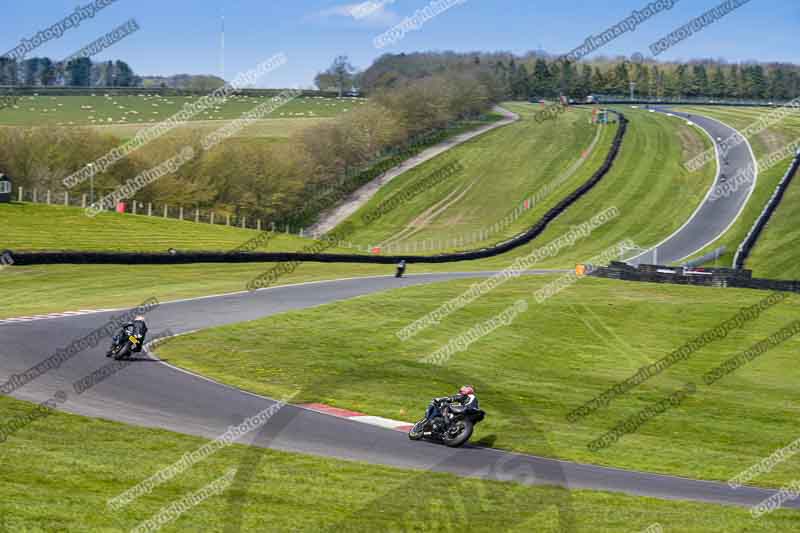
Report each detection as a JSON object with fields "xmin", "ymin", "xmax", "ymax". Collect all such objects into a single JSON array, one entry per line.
[{"xmin": 220, "ymin": 13, "xmax": 226, "ymax": 82}]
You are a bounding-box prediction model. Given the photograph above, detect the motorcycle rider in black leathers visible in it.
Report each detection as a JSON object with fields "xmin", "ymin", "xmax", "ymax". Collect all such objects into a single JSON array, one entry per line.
[
  {"xmin": 106, "ymin": 315, "xmax": 148, "ymax": 357},
  {"xmin": 425, "ymin": 385, "xmax": 479, "ymax": 430}
]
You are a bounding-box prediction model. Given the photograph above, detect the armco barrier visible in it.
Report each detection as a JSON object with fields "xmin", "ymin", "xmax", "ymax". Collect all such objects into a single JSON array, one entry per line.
[
  {"xmin": 734, "ymin": 154, "xmax": 800, "ymax": 270},
  {"xmin": 6, "ymin": 112, "xmax": 628, "ymax": 266}
]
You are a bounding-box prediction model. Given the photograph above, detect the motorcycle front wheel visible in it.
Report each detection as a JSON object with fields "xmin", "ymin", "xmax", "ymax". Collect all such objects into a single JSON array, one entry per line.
[
  {"xmin": 114, "ymin": 342, "xmax": 132, "ymax": 360},
  {"xmin": 442, "ymin": 419, "xmax": 473, "ymax": 447},
  {"xmin": 408, "ymin": 419, "xmax": 426, "ymax": 440}
]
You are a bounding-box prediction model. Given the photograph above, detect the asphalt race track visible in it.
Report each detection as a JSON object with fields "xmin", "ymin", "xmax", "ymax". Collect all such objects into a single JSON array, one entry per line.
[
  {"xmin": 628, "ymin": 107, "xmax": 757, "ymax": 266},
  {"xmin": 2, "ymin": 271, "xmax": 796, "ymax": 509}
]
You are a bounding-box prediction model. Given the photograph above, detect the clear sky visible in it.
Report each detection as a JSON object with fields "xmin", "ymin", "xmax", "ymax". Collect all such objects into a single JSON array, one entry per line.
[{"xmin": 5, "ymin": 0, "xmax": 799, "ymax": 88}]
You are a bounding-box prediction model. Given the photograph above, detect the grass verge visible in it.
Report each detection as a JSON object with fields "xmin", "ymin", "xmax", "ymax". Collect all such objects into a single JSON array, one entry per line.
[{"xmin": 0, "ymin": 202, "xmax": 315, "ymax": 253}]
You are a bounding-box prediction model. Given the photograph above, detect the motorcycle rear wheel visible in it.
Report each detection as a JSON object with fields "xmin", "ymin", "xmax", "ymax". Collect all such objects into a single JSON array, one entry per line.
[{"xmin": 442, "ymin": 419, "xmax": 473, "ymax": 447}]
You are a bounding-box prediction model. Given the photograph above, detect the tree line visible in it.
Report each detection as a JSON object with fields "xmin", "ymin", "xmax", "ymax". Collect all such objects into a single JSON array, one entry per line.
[
  {"xmin": 360, "ymin": 52, "xmax": 800, "ymax": 101},
  {"xmin": 0, "ymin": 56, "xmax": 137, "ymax": 87},
  {"xmin": 0, "ymin": 57, "xmax": 223, "ymax": 89}
]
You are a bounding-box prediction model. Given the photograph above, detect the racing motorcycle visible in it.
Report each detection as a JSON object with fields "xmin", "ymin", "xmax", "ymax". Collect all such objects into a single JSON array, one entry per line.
[
  {"xmin": 108, "ymin": 325, "xmax": 143, "ymax": 360},
  {"xmin": 408, "ymin": 398, "xmax": 485, "ymax": 447},
  {"xmin": 395, "ymin": 260, "xmax": 407, "ymax": 278}
]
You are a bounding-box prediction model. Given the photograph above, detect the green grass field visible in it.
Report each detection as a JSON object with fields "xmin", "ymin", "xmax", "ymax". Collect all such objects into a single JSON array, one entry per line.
[
  {"xmin": 0, "ymin": 94, "xmax": 362, "ymax": 126},
  {"xmin": 0, "ymin": 262, "xmax": 396, "ymax": 319},
  {"xmin": 2, "ymin": 394, "xmax": 794, "ymax": 532},
  {"xmin": 0, "ymin": 94, "xmax": 355, "ymax": 142},
  {"xmin": 337, "ymin": 102, "xmax": 603, "ymax": 250},
  {"xmin": 158, "ymin": 277, "xmax": 800, "ymax": 489},
  {"xmin": 0, "ymin": 202, "xmax": 318, "ymax": 253},
  {"xmin": 746, "ymin": 173, "xmax": 800, "ymax": 279},
  {"xmin": 679, "ymin": 106, "xmax": 800, "ymax": 275}
]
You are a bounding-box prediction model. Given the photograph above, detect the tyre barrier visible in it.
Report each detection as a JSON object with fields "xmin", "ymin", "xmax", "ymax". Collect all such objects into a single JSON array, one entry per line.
[
  {"xmin": 733, "ymin": 154, "xmax": 800, "ymax": 270},
  {"xmin": 7, "ymin": 112, "xmax": 627, "ymax": 266},
  {"xmin": 591, "ymin": 262, "xmax": 800, "ymax": 294}
]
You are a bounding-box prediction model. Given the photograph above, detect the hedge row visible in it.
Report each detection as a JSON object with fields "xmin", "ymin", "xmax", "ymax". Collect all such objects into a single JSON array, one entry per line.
[{"xmin": 7, "ymin": 110, "xmax": 628, "ymax": 266}]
